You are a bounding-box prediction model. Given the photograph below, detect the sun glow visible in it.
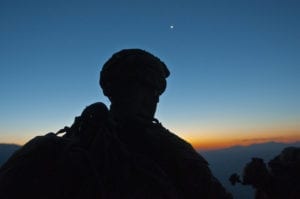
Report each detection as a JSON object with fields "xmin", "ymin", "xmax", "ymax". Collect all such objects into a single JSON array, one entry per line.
[{"xmin": 181, "ymin": 129, "xmax": 300, "ymax": 151}]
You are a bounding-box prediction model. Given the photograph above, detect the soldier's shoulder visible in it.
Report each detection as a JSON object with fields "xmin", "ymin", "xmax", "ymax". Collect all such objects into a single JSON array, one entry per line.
[
  {"xmin": 150, "ymin": 122, "xmax": 208, "ymax": 161},
  {"xmin": 151, "ymin": 122, "xmax": 192, "ymax": 145}
]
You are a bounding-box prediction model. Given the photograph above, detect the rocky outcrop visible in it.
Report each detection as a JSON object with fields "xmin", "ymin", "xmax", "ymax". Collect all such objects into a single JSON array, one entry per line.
[{"xmin": 230, "ymin": 147, "xmax": 300, "ymax": 199}]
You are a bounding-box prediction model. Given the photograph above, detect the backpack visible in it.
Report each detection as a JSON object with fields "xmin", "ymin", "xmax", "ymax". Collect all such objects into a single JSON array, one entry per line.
[{"xmin": 0, "ymin": 102, "xmax": 178, "ymax": 199}]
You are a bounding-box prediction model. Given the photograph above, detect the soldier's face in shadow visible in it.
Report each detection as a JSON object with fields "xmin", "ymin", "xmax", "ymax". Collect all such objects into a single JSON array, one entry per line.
[{"xmin": 110, "ymin": 79, "xmax": 159, "ymax": 123}]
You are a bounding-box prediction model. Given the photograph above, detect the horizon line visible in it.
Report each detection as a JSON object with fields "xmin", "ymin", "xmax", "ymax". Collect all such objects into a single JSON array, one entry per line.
[{"xmin": 1, "ymin": 140, "xmax": 299, "ymax": 152}]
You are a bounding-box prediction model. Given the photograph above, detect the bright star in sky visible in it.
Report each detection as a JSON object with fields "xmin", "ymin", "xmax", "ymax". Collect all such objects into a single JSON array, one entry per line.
[{"xmin": 170, "ymin": 25, "xmax": 174, "ymax": 29}]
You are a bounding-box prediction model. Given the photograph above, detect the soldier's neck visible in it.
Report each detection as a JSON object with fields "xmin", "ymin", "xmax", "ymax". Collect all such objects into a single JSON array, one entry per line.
[{"xmin": 109, "ymin": 110, "xmax": 154, "ymax": 127}]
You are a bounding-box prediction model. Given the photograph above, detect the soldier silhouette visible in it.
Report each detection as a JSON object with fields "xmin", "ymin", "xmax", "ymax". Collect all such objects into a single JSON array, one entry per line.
[
  {"xmin": 230, "ymin": 147, "xmax": 300, "ymax": 199},
  {"xmin": 99, "ymin": 49, "xmax": 232, "ymax": 198},
  {"xmin": 0, "ymin": 49, "xmax": 232, "ymax": 199}
]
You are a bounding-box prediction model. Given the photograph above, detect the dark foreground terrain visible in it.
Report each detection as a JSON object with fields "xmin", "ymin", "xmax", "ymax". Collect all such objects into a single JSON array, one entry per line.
[{"xmin": 1, "ymin": 141, "xmax": 299, "ymax": 198}]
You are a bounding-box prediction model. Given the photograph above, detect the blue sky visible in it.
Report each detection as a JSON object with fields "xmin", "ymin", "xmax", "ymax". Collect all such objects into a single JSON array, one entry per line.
[{"xmin": 1, "ymin": 0, "xmax": 299, "ymax": 148}]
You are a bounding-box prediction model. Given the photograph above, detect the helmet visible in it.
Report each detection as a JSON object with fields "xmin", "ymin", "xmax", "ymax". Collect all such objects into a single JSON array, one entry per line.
[{"xmin": 99, "ymin": 49, "xmax": 170, "ymax": 97}]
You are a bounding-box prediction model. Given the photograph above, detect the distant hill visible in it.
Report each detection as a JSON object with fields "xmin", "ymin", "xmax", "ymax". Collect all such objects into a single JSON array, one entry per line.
[
  {"xmin": 0, "ymin": 144, "xmax": 20, "ymax": 166},
  {"xmin": 201, "ymin": 141, "xmax": 300, "ymax": 199}
]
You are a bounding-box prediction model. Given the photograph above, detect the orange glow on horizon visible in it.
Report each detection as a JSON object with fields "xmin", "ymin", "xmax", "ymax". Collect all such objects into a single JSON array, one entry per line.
[
  {"xmin": 186, "ymin": 130, "xmax": 300, "ymax": 151},
  {"xmin": 2, "ymin": 128, "xmax": 300, "ymax": 151}
]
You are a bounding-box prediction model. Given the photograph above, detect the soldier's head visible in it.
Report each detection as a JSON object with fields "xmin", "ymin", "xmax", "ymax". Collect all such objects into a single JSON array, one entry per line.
[{"xmin": 99, "ymin": 49, "xmax": 170, "ymax": 123}]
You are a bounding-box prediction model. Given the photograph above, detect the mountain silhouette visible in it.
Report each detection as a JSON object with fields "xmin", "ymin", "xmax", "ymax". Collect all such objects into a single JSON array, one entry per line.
[{"xmin": 0, "ymin": 144, "xmax": 20, "ymax": 166}]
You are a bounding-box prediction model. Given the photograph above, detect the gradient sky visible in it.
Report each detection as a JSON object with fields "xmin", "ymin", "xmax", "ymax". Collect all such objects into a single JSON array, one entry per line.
[{"xmin": 1, "ymin": 0, "xmax": 299, "ymax": 150}]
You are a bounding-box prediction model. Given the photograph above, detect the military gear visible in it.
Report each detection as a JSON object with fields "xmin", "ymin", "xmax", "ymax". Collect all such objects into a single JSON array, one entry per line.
[
  {"xmin": 0, "ymin": 49, "xmax": 233, "ymax": 199},
  {"xmin": 0, "ymin": 102, "xmax": 178, "ymax": 199},
  {"xmin": 100, "ymin": 49, "xmax": 170, "ymax": 97}
]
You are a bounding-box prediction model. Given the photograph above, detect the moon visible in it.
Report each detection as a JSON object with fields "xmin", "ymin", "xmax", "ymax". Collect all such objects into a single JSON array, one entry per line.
[{"xmin": 170, "ymin": 25, "xmax": 174, "ymax": 29}]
